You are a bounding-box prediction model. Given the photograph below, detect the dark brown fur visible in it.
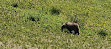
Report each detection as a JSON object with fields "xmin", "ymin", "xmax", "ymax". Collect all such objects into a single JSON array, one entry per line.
[{"xmin": 61, "ymin": 22, "xmax": 79, "ymax": 35}]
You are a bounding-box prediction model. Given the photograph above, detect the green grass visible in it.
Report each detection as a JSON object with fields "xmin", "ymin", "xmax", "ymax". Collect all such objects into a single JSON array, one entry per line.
[{"xmin": 0, "ymin": 0, "xmax": 111, "ymax": 49}]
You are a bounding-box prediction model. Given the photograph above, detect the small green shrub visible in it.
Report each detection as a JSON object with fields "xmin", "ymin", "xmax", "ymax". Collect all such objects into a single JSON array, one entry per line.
[
  {"xmin": 26, "ymin": 15, "xmax": 41, "ymax": 22},
  {"xmin": 11, "ymin": 3, "xmax": 18, "ymax": 7},
  {"xmin": 50, "ymin": 7, "xmax": 60, "ymax": 15},
  {"xmin": 29, "ymin": 16, "xmax": 36, "ymax": 21},
  {"xmin": 98, "ymin": 30, "xmax": 108, "ymax": 36}
]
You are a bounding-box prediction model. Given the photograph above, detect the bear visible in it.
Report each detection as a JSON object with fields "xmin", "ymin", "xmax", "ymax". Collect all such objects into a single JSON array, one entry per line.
[{"xmin": 61, "ymin": 22, "xmax": 79, "ymax": 35}]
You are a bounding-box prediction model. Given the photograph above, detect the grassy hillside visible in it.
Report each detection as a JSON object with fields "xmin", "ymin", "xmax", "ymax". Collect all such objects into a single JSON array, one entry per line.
[{"xmin": 0, "ymin": 0, "xmax": 111, "ymax": 49}]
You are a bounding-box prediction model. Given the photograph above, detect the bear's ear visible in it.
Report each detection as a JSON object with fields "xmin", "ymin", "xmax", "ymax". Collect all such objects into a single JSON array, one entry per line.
[{"xmin": 65, "ymin": 23, "xmax": 68, "ymax": 25}]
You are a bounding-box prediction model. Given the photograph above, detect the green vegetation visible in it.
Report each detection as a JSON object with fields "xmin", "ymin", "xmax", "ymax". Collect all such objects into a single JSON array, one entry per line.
[
  {"xmin": 0, "ymin": 0, "xmax": 111, "ymax": 49},
  {"xmin": 98, "ymin": 30, "xmax": 108, "ymax": 36}
]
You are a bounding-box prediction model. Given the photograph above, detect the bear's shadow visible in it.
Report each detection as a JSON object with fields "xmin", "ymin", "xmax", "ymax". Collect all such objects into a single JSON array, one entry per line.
[{"xmin": 64, "ymin": 31, "xmax": 75, "ymax": 34}]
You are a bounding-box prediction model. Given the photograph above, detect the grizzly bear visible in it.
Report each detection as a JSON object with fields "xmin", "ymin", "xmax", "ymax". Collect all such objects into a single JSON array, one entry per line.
[{"xmin": 61, "ymin": 22, "xmax": 79, "ymax": 35}]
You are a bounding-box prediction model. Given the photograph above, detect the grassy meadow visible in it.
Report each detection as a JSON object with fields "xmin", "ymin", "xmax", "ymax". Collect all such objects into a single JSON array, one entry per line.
[{"xmin": 0, "ymin": 0, "xmax": 111, "ymax": 49}]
